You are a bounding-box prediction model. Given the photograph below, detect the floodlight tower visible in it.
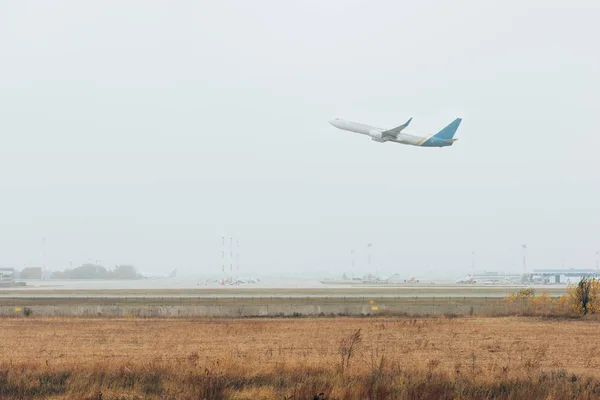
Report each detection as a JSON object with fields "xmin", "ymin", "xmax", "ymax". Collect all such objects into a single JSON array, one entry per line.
[
  {"xmin": 229, "ymin": 237, "xmax": 233, "ymax": 283},
  {"xmin": 221, "ymin": 236, "xmax": 225, "ymax": 285},
  {"xmin": 522, "ymin": 244, "xmax": 527, "ymax": 275},
  {"xmin": 471, "ymin": 251, "xmax": 475, "ymax": 277},
  {"xmin": 351, "ymin": 249, "xmax": 355, "ymax": 279},
  {"xmin": 367, "ymin": 243, "xmax": 374, "ymax": 279},
  {"xmin": 42, "ymin": 237, "xmax": 47, "ymax": 281}
]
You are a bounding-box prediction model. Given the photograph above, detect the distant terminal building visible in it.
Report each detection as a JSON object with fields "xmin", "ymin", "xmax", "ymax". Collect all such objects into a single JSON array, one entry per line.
[
  {"xmin": 531, "ymin": 269, "xmax": 599, "ymax": 284},
  {"xmin": 0, "ymin": 268, "xmax": 16, "ymax": 287},
  {"xmin": 0, "ymin": 267, "xmax": 15, "ymax": 281},
  {"xmin": 456, "ymin": 271, "xmax": 523, "ymax": 284},
  {"xmin": 478, "ymin": 271, "xmax": 522, "ymax": 283}
]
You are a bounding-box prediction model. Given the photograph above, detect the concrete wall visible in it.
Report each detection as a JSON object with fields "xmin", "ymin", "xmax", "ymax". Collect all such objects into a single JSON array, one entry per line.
[{"xmin": 0, "ymin": 297, "xmax": 508, "ymax": 318}]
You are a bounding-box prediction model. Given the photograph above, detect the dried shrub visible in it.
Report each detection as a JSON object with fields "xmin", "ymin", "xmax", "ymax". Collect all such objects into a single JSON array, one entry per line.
[
  {"xmin": 338, "ymin": 328, "xmax": 362, "ymax": 372},
  {"xmin": 567, "ymin": 277, "xmax": 600, "ymax": 315}
]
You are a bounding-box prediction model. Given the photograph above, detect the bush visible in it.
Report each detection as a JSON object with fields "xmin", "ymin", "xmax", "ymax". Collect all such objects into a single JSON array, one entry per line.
[
  {"xmin": 503, "ymin": 277, "xmax": 600, "ymax": 317},
  {"xmin": 338, "ymin": 328, "xmax": 362, "ymax": 372},
  {"xmin": 567, "ymin": 277, "xmax": 600, "ymax": 315}
]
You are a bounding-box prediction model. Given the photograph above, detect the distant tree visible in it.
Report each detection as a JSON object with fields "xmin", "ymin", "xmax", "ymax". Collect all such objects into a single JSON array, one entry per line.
[
  {"xmin": 50, "ymin": 264, "xmax": 141, "ymax": 280},
  {"xmin": 72, "ymin": 264, "xmax": 110, "ymax": 279},
  {"xmin": 19, "ymin": 267, "xmax": 42, "ymax": 279},
  {"xmin": 568, "ymin": 277, "xmax": 600, "ymax": 315},
  {"xmin": 112, "ymin": 265, "xmax": 141, "ymax": 279},
  {"xmin": 51, "ymin": 264, "xmax": 109, "ymax": 279}
]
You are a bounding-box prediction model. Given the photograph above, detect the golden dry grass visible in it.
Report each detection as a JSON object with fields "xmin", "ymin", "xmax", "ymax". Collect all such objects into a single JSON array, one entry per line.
[{"xmin": 2, "ymin": 316, "xmax": 600, "ymax": 399}]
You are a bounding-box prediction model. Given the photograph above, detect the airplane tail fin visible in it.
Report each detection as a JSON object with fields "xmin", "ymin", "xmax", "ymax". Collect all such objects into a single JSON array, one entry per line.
[
  {"xmin": 433, "ymin": 118, "xmax": 462, "ymax": 140},
  {"xmin": 169, "ymin": 269, "xmax": 177, "ymax": 278}
]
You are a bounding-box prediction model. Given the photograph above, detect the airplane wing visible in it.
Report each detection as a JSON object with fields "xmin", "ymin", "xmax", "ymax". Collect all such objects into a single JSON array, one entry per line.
[{"xmin": 382, "ymin": 117, "xmax": 412, "ymax": 138}]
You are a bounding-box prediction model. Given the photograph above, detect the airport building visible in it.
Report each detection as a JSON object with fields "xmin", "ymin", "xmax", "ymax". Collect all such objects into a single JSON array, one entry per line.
[
  {"xmin": 0, "ymin": 267, "xmax": 15, "ymax": 287},
  {"xmin": 531, "ymin": 268, "xmax": 599, "ymax": 284},
  {"xmin": 0, "ymin": 267, "xmax": 26, "ymax": 287}
]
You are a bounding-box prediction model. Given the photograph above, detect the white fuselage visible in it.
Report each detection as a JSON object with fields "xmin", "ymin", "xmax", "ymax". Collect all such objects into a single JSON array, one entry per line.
[{"xmin": 329, "ymin": 119, "xmax": 432, "ymax": 146}]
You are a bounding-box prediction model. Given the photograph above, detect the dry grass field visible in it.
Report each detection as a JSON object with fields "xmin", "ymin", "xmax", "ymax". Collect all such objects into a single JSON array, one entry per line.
[{"xmin": 2, "ymin": 316, "xmax": 600, "ymax": 399}]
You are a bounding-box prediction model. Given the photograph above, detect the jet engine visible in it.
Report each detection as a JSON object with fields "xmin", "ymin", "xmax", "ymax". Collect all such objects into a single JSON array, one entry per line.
[{"xmin": 369, "ymin": 130, "xmax": 384, "ymax": 142}]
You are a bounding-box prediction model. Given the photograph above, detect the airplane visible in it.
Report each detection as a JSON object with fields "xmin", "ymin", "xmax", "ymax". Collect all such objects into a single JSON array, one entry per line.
[
  {"xmin": 141, "ymin": 268, "xmax": 177, "ymax": 279},
  {"xmin": 329, "ymin": 117, "xmax": 462, "ymax": 147},
  {"xmin": 455, "ymin": 270, "xmax": 475, "ymax": 284},
  {"xmin": 455, "ymin": 275, "xmax": 476, "ymax": 284},
  {"xmin": 228, "ymin": 277, "xmax": 260, "ymax": 285}
]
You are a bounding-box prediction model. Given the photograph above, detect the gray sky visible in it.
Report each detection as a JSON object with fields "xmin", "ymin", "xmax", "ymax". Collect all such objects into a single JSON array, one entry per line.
[{"xmin": 1, "ymin": 0, "xmax": 599, "ymax": 279}]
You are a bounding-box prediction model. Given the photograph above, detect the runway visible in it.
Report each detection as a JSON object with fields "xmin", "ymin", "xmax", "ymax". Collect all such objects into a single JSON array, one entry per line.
[{"xmin": 0, "ymin": 278, "xmax": 568, "ymax": 297}]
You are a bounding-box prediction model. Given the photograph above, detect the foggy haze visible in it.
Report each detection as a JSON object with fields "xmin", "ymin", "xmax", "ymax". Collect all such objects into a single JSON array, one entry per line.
[{"xmin": 1, "ymin": 1, "xmax": 599, "ymax": 279}]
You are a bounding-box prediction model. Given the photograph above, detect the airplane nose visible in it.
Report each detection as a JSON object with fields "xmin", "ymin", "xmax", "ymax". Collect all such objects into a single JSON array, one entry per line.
[{"xmin": 329, "ymin": 118, "xmax": 338, "ymax": 126}]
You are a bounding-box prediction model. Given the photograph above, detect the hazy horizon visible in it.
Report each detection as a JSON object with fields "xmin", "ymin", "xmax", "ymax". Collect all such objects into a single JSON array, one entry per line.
[{"xmin": 1, "ymin": 1, "xmax": 599, "ymax": 280}]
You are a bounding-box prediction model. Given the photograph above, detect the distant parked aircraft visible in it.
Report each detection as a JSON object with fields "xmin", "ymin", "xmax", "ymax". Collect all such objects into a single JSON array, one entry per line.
[
  {"xmin": 455, "ymin": 271, "xmax": 475, "ymax": 284},
  {"xmin": 142, "ymin": 269, "xmax": 177, "ymax": 279},
  {"xmin": 229, "ymin": 277, "xmax": 260, "ymax": 285},
  {"xmin": 329, "ymin": 117, "xmax": 462, "ymax": 147}
]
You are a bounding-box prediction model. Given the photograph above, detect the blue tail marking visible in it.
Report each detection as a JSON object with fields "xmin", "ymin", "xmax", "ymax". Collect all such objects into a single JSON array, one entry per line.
[{"xmin": 433, "ymin": 118, "xmax": 462, "ymax": 140}]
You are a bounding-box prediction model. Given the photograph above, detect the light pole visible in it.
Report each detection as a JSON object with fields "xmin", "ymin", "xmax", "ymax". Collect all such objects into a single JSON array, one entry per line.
[
  {"xmin": 221, "ymin": 236, "xmax": 225, "ymax": 285},
  {"xmin": 521, "ymin": 244, "xmax": 527, "ymax": 275},
  {"xmin": 351, "ymin": 249, "xmax": 355, "ymax": 279},
  {"xmin": 42, "ymin": 237, "xmax": 46, "ymax": 280},
  {"xmin": 367, "ymin": 243, "xmax": 374, "ymax": 279}
]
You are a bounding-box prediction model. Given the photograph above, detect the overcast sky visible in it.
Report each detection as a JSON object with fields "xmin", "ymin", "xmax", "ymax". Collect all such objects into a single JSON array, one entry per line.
[{"xmin": 1, "ymin": 0, "xmax": 599, "ymax": 279}]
